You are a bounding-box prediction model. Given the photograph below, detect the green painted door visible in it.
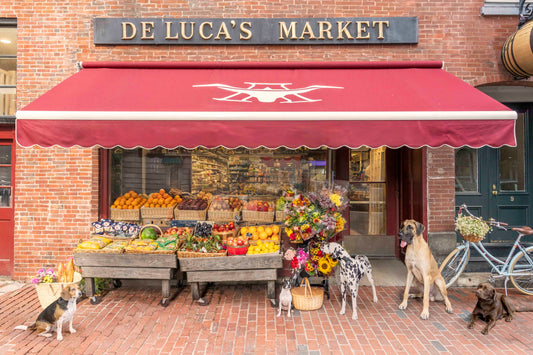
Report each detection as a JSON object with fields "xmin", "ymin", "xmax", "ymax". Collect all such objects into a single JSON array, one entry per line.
[{"xmin": 455, "ymin": 105, "xmax": 532, "ymax": 243}]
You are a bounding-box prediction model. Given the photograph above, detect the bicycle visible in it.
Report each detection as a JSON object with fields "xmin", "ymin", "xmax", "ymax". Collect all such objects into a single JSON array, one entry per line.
[{"xmin": 439, "ymin": 204, "xmax": 533, "ymax": 295}]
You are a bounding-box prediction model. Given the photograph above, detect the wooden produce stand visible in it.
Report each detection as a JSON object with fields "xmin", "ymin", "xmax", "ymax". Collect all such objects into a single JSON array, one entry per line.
[
  {"xmin": 179, "ymin": 253, "xmax": 282, "ymax": 306},
  {"xmin": 74, "ymin": 252, "xmax": 180, "ymax": 307}
]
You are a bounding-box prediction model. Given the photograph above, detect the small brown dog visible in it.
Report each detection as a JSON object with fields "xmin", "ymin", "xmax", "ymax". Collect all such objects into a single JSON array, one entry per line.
[{"xmin": 468, "ymin": 282, "xmax": 514, "ymax": 335}]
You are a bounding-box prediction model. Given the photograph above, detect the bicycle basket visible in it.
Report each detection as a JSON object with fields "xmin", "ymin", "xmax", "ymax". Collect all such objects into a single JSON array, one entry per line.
[{"xmin": 455, "ymin": 214, "xmax": 491, "ymax": 243}]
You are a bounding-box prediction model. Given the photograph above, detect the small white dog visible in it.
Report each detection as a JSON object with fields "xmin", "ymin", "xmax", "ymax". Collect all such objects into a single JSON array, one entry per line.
[
  {"xmin": 321, "ymin": 242, "xmax": 378, "ymax": 320},
  {"xmin": 277, "ymin": 278, "xmax": 293, "ymax": 317}
]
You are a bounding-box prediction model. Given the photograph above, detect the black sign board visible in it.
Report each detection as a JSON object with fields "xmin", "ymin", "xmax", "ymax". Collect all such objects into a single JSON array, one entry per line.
[{"xmin": 94, "ymin": 17, "xmax": 418, "ymax": 45}]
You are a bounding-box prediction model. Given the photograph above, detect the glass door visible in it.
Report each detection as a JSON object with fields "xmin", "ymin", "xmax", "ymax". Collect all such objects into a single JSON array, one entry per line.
[{"xmin": 349, "ymin": 147, "xmax": 387, "ymax": 235}]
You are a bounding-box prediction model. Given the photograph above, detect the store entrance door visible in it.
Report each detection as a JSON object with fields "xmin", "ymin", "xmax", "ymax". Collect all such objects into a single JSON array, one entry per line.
[
  {"xmin": 455, "ymin": 105, "xmax": 532, "ymax": 242},
  {"xmin": 0, "ymin": 128, "xmax": 14, "ymax": 276}
]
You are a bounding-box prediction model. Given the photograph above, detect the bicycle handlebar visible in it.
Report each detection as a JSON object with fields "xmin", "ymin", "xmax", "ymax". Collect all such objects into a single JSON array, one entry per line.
[{"xmin": 458, "ymin": 204, "xmax": 509, "ymax": 230}]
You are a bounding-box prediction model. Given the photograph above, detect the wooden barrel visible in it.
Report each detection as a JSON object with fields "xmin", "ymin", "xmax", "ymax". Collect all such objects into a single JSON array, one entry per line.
[{"xmin": 501, "ymin": 20, "xmax": 533, "ymax": 78}]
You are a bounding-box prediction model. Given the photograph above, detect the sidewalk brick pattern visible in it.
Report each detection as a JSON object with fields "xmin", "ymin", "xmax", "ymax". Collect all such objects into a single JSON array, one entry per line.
[{"xmin": 1, "ymin": 283, "xmax": 533, "ymax": 354}]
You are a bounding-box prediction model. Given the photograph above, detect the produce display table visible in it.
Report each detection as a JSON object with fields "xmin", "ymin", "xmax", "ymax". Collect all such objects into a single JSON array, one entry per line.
[
  {"xmin": 179, "ymin": 253, "xmax": 282, "ymax": 306},
  {"xmin": 74, "ymin": 252, "xmax": 180, "ymax": 306}
]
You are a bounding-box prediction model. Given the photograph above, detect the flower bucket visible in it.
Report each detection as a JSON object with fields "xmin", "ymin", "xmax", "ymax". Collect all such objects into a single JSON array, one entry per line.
[{"xmin": 35, "ymin": 272, "xmax": 82, "ymax": 309}]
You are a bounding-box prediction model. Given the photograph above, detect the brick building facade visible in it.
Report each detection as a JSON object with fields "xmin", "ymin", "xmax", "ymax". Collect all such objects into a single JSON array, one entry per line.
[{"xmin": 0, "ymin": 0, "xmax": 522, "ymax": 279}]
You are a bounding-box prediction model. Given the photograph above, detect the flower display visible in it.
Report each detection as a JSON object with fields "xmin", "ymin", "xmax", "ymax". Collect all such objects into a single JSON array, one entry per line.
[
  {"xmin": 284, "ymin": 241, "xmax": 338, "ymax": 277},
  {"xmin": 283, "ymin": 185, "xmax": 348, "ymax": 242},
  {"xmin": 32, "ymin": 268, "xmax": 57, "ymax": 284}
]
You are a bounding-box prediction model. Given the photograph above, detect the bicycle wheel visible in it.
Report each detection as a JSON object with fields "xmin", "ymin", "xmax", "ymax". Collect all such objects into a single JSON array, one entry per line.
[
  {"xmin": 439, "ymin": 245, "xmax": 470, "ymax": 288},
  {"xmin": 509, "ymin": 246, "xmax": 533, "ymax": 296}
]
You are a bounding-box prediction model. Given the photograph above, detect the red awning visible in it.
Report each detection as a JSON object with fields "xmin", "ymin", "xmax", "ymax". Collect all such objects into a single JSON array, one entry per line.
[{"xmin": 16, "ymin": 61, "xmax": 516, "ymax": 149}]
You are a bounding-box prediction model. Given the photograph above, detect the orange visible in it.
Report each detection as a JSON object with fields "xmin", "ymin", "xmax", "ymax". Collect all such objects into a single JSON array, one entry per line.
[
  {"xmin": 272, "ymin": 225, "xmax": 280, "ymax": 234},
  {"xmin": 240, "ymin": 227, "xmax": 248, "ymax": 236},
  {"xmin": 257, "ymin": 226, "xmax": 265, "ymax": 233},
  {"xmin": 159, "ymin": 188, "xmax": 166, "ymax": 195},
  {"xmin": 265, "ymin": 227, "xmax": 273, "ymax": 237},
  {"xmin": 259, "ymin": 231, "xmax": 268, "ymax": 240},
  {"xmin": 271, "ymin": 234, "xmax": 279, "ymax": 241},
  {"xmin": 252, "ymin": 233, "xmax": 259, "ymax": 241},
  {"xmin": 249, "ymin": 226, "xmax": 257, "ymax": 234}
]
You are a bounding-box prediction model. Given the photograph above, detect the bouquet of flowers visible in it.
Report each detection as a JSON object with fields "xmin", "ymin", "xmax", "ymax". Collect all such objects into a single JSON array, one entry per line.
[
  {"xmin": 283, "ymin": 184, "xmax": 348, "ymax": 243},
  {"xmin": 284, "ymin": 241, "xmax": 338, "ymax": 278},
  {"xmin": 32, "ymin": 267, "xmax": 57, "ymax": 284}
]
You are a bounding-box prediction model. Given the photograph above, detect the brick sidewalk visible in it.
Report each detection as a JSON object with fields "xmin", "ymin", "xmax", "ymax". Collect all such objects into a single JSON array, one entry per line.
[{"xmin": 1, "ymin": 282, "xmax": 533, "ymax": 354}]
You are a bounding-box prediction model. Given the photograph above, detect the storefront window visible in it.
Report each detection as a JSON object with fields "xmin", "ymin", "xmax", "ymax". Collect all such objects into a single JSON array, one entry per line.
[
  {"xmin": 0, "ymin": 25, "xmax": 16, "ymax": 117},
  {"xmin": 349, "ymin": 147, "xmax": 386, "ymax": 235},
  {"xmin": 110, "ymin": 147, "xmax": 328, "ymax": 202},
  {"xmin": 455, "ymin": 147, "xmax": 479, "ymax": 193}
]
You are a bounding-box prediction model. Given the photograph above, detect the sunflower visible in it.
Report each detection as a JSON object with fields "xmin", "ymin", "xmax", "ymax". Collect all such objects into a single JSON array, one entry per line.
[
  {"xmin": 318, "ymin": 257, "xmax": 332, "ymax": 275},
  {"xmin": 326, "ymin": 254, "xmax": 338, "ymax": 267}
]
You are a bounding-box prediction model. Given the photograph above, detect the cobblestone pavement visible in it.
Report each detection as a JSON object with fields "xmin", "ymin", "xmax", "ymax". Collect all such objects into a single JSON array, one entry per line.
[{"xmin": 1, "ymin": 282, "xmax": 533, "ymax": 354}]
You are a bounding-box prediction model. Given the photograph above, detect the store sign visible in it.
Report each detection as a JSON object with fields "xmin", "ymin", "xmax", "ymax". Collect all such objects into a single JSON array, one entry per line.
[{"xmin": 94, "ymin": 17, "xmax": 418, "ymax": 45}]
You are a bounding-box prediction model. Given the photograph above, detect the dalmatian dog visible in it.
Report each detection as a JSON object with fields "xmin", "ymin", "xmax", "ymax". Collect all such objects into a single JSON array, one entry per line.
[{"xmin": 321, "ymin": 242, "xmax": 378, "ymax": 320}]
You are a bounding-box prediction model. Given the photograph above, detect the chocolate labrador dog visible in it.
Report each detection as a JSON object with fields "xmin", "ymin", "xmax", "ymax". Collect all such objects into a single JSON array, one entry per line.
[{"xmin": 468, "ymin": 283, "xmax": 515, "ymax": 335}]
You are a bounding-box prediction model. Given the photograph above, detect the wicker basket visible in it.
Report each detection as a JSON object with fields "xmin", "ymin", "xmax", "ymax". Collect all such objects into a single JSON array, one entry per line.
[
  {"xmin": 275, "ymin": 210, "xmax": 287, "ymax": 222},
  {"xmin": 460, "ymin": 233, "xmax": 486, "ymax": 243},
  {"xmin": 110, "ymin": 208, "xmax": 141, "ymax": 222},
  {"xmin": 141, "ymin": 206, "xmax": 175, "ymax": 219},
  {"xmin": 174, "ymin": 207, "xmax": 208, "ymax": 221},
  {"xmin": 208, "ymin": 209, "xmax": 241, "ymax": 221},
  {"xmin": 35, "ymin": 272, "xmax": 82, "ymax": 309},
  {"xmin": 242, "ymin": 210, "xmax": 274, "ymax": 223},
  {"xmin": 139, "ymin": 224, "xmax": 163, "ymax": 239},
  {"xmin": 177, "ymin": 250, "xmax": 227, "ymax": 258},
  {"xmin": 291, "ymin": 278, "xmax": 324, "ymax": 311}
]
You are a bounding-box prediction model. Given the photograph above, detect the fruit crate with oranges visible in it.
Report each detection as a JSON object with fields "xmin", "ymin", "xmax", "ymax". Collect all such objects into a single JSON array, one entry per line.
[
  {"xmin": 141, "ymin": 189, "xmax": 182, "ymax": 219},
  {"xmin": 238, "ymin": 224, "xmax": 281, "ymax": 244},
  {"xmin": 110, "ymin": 190, "xmax": 147, "ymax": 221}
]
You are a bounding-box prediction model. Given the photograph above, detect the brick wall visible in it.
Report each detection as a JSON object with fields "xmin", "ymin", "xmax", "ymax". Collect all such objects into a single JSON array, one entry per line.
[
  {"xmin": 2, "ymin": 0, "xmax": 518, "ymax": 279},
  {"xmin": 426, "ymin": 147, "xmax": 456, "ymax": 233}
]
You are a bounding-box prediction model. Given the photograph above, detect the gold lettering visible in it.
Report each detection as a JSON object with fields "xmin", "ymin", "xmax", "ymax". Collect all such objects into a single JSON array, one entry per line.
[
  {"xmin": 279, "ymin": 22, "xmax": 297, "ymax": 40},
  {"xmin": 199, "ymin": 22, "xmax": 213, "ymax": 40},
  {"xmin": 141, "ymin": 21, "xmax": 155, "ymax": 40},
  {"xmin": 240, "ymin": 22, "xmax": 252, "ymax": 40},
  {"xmin": 181, "ymin": 22, "xmax": 195, "ymax": 40},
  {"xmin": 372, "ymin": 20, "xmax": 389, "ymax": 39},
  {"xmin": 336, "ymin": 21, "xmax": 353, "ymax": 40},
  {"xmin": 356, "ymin": 21, "xmax": 370, "ymax": 39},
  {"xmin": 318, "ymin": 21, "xmax": 333, "ymax": 40},
  {"xmin": 299, "ymin": 22, "xmax": 316, "ymax": 40},
  {"xmin": 215, "ymin": 22, "xmax": 232, "ymax": 40},
  {"xmin": 121, "ymin": 22, "xmax": 136, "ymax": 40},
  {"xmin": 165, "ymin": 22, "xmax": 178, "ymax": 40}
]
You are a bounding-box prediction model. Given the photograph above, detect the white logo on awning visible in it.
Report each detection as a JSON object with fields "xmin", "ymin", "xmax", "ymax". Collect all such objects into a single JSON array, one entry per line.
[{"xmin": 193, "ymin": 82, "xmax": 343, "ymax": 103}]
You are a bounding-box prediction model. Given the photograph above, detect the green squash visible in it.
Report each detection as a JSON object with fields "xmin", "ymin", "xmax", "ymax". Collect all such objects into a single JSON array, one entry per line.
[{"xmin": 140, "ymin": 227, "xmax": 158, "ymax": 240}]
